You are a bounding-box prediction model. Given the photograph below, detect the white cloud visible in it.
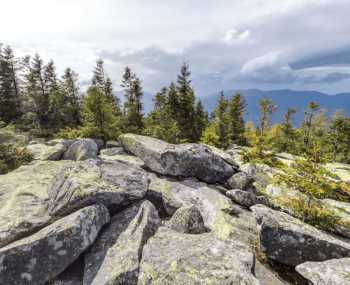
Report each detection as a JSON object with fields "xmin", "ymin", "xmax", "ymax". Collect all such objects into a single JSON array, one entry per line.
[{"xmin": 224, "ymin": 29, "xmax": 251, "ymax": 42}]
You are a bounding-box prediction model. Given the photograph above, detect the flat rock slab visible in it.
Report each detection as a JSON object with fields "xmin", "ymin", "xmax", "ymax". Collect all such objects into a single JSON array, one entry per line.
[
  {"xmin": 252, "ymin": 204, "xmax": 350, "ymax": 266},
  {"xmin": 119, "ymin": 133, "xmax": 234, "ymax": 183},
  {"xmin": 0, "ymin": 204, "xmax": 110, "ymax": 285},
  {"xmin": 63, "ymin": 139, "xmax": 98, "ymax": 161},
  {"xmin": 0, "ymin": 160, "xmax": 69, "ymax": 247},
  {"xmin": 48, "ymin": 159, "xmax": 148, "ymax": 216},
  {"xmin": 84, "ymin": 201, "xmax": 160, "ymax": 285},
  {"xmin": 27, "ymin": 142, "xmax": 67, "ymax": 161},
  {"xmin": 138, "ymin": 227, "xmax": 260, "ymax": 285},
  {"xmin": 296, "ymin": 258, "xmax": 350, "ymax": 285}
]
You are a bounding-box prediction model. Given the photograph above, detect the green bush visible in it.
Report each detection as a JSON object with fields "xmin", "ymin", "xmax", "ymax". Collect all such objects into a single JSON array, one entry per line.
[{"xmin": 0, "ymin": 144, "xmax": 33, "ymax": 174}]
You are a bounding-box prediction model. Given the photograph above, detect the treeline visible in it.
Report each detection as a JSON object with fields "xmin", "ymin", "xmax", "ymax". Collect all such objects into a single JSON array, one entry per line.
[{"xmin": 1, "ymin": 44, "xmax": 350, "ymax": 163}]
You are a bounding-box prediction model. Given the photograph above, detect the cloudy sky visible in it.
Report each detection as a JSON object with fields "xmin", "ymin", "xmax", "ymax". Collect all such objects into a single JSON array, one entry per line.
[{"xmin": 1, "ymin": 0, "xmax": 350, "ymax": 96}]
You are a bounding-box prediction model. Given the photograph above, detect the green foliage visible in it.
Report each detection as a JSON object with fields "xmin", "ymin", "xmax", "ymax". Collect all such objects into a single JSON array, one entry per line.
[
  {"xmin": 0, "ymin": 143, "xmax": 32, "ymax": 174},
  {"xmin": 228, "ymin": 93, "xmax": 246, "ymax": 145},
  {"xmin": 200, "ymin": 124, "xmax": 220, "ymax": 147}
]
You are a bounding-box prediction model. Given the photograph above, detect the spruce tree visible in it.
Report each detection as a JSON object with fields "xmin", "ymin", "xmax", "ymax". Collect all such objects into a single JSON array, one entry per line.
[
  {"xmin": 0, "ymin": 46, "xmax": 21, "ymax": 123},
  {"xmin": 194, "ymin": 100, "xmax": 208, "ymax": 142},
  {"xmin": 121, "ymin": 67, "xmax": 144, "ymax": 134},
  {"xmin": 228, "ymin": 93, "xmax": 246, "ymax": 146},
  {"xmin": 302, "ymin": 101, "xmax": 319, "ymax": 148},
  {"xmin": 176, "ymin": 63, "xmax": 196, "ymax": 142},
  {"xmin": 278, "ymin": 108, "xmax": 297, "ymax": 152}
]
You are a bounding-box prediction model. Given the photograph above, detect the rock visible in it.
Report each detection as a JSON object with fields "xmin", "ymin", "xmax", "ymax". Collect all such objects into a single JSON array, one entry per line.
[
  {"xmin": 106, "ymin": 140, "xmax": 121, "ymax": 148},
  {"xmin": 0, "ymin": 160, "xmax": 69, "ymax": 247},
  {"xmin": 204, "ymin": 144, "xmax": 239, "ymax": 167},
  {"xmin": 46, "ymin": 139, "xmax": 76, "ymax": 148},
  {"xmin": 99, "ymin": 153, "xmax": 145, "ymax": 168},
  {"xmin": 296, "ymin": 258, "xmax": 350, "ymax": 285},
  {"xmin": 48, "ymin": 160, "xmax": 148, "ymax": 216},
  {"xmin": 119, "ymin": 133, "xmax": 234, "ymax": 183},
  {"xmin": 325, "ymin": 162, "xmax": 350, "ymax": 183},
  {"xmin": 254, "ymin": 260, "xmax": 287, "ymax": 285},
  {"xmin": 27, "ymin": 142, "xmax": 67, "ymax": 161},
  {"xmin": 0, "ymin": 204, "xmax": 110, "ymax": 285},
  {"xmin": 226, "ymin": 189, "xmax": 265, "ymax": 208},
  {"xmin": 99, "ymin": 147, "xmax": 125, "ymax": 156},
  {"xmin": 148, "ymin": 176, "xmax": 258, "ymax": 246},
  {"xmin": 169, "ymin": 205, "xmax": 206, "ymax": 234},
  {"xmin": 240, "ymin": 163, "xmax": 276, "ymax": 192},
  {"xmin": 48, "ymin": 255, "xmax": 84, "ymax": 285},
  {"xmin": 138, "ymin": 227, "xmax": 260, "ymax": 285},
  {"xmin": 227, "ymin": 172, "xmax": 253, "ymax": 190},
  {"xmin": 93, "ymin": 139, "xmax": 105, "ymax": 150},
  {"xmin": 84, "ymin": 201, "xmax": 160, "ymax": 285},
  {"xmin": 63, "ymin": 139, "xmax": 98, "ymax": 161},
  {"xmin": 251, "ymin": 204, "xmax": 350, "ymax": 266}
]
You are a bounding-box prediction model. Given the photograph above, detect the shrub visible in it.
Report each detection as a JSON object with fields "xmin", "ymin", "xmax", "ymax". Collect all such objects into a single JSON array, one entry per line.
[{"xmin": 0, "ymin": 143, "xmax": 32, "ymax": 174}]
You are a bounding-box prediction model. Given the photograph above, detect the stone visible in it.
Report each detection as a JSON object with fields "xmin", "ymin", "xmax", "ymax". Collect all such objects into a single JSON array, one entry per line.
[
  {"xmin": 0, "ymin": 204, "xmax": 110, "ymax": 285},
  {"xmin": 106, "ymin": 140, "xmax": 121, "ymax": 148},
  {"xmin": 227, "ymin": 172, "xmax": 253, "ymax": 190},
  {"xmin": 226, "ymin": 189, "xmax": 265, "ymax": 208},
  {"xmin": 84, "ymin": 201, "xmax": 160, "ymax": 285},
  {"xmin": 138, "ymin": 227, "xmax": 260, "ymax": 285},
  {"xmin": 0, "ymin": 160, "xmax": 69, "ymax": 247},
  {"xmin": 99, "ymin": 147, "xmax": 125, "ymax": 156},
  {"xmin": 46, "ymin": 139, "xmax": 76, "ymax": 148},
  {"xmin": 169, "ymin": 205, "xmax": 206, "ymax": 234},
  {"xmin": 27, "ymin": 142, "xmax": 67, "ymax": 160},
  {"xmin": 99, "ymin": 153, "xmax": 145, "ymax": 168},
  {"xmin": 63, "ymin": 139, "xmax": 98, "ymax": 161},
  {"xmin": 251, "ymin": 204, "xmax": 350, "ymax": 266},
  {"xmin": 119, "ymin": 133, "xmax": 234, "ymax": 183},
  {"xmin": 296, "ymin": 258, "xmax": 350, "ymax": 285},
  {"xmin": 48, "ymin": 159, "xmax": 148, "ymax": 216}
]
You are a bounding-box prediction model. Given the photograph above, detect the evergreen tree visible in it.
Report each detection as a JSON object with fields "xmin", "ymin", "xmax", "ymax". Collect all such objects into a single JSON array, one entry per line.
[
  {"xmin": 277, "ymin": 108, "xmax": 297, "ymax": 152},
  {"xmin": 228, "ymin": 93, "xmax": 246, "ymax": 145},
  {"xmin": 302, "ymin": 101, "xmax": 319, "ymax": 148},
  {"xmin": 167, "ymin": 82, "xmax": 180, "ymax": 121},
  {"xmin": 0, "ymin": 45, "xmax": 21, "ymax": 123},
  {"xmin": 328, "ymin": 112, "xmax": 350, "ymax": 162},
  {"xmin": 258, "ymin": 97, "xmax": 276, "ymax": 137},
  {"xmin": 61, "ymin": 68, "xmax": 81, "ymax": 126},
  {"xmin": 121, "ymin": 67, "xmax": 144, "ymax": 133},
  {"xmin": 193, "ymin": 100, "xmax": 208, "ymax": 141},
  {"xmin": 176, "ymin": 63, "xmax": 196, "ymax": 142},
  {"xmin": 81, "ymin": 86, "xmax": 121, "ymax": 140}
]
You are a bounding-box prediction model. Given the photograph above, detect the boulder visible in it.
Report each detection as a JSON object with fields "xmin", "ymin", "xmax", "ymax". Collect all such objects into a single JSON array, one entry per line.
[
  {"xmin": 296, "ymin": 258, "xmax": 350, "ymax": 285},
  {"xmin": 138, "ymin": 227, "xmax": 260, "ymax": 285},
  {"xmin": 251, "ymin": 204, "xmax": 350, "ymax": 266},
  {"xmin": 63, "ymin": 139, "xmax": 98, "ymax": 161},
  {"xmin": 27, "ymin": 142, "xmax": 67, "ymax": 161},
  {"xmin": 106, "ymin": 140, "xmax": 121, "ymax": 148},
  {"xmin": 148, "ymin": 175, "xmax": 258, "ymax": 246},
  {"xmin": 48, "ymin": 160, "xmax": 148, "ymax": 216},
  {"xmin": 84, "ymin": 201, "xmax": 160, "ymax": 285},
  {"xmin": 46, "ymin": 139, "xmax": 75, "ymax": 148},
  {"xmin": 0, "ymin": 204, "xmax": 110, "ymax": 285},
  {"xmin": 99, "ymin": 147, "xmax": 125, "ymax": 156},
  {"xmin": 0, "ymin": 160, "xmax": 69, "ymax": 247},
  {"xmin": 99, "ymin": 153, "xmax": 145, "ymax": 168},
  {"xmin": 226, "ymin": 189, "xmax": 265, "ymax": 208},
  {"xmin": 227, "ymin": 172, "xmax": 253, "ymax": 190},
  {"xmin": 119, "ymin": 133, "xmax": 234, "ymax": 183},
  {"xmin": 169, "ymin": 205, "xmax": 206, "ymax": 234}
]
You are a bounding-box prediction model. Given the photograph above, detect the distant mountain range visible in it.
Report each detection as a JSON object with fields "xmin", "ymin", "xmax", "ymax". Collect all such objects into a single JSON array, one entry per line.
[
  {"xmin": 202, "ymin": 89, "xmax": 350, "ymax": 125},
  {"xmin": 118, "ymin": 89, "xmax": 350, "ymax": 126}
]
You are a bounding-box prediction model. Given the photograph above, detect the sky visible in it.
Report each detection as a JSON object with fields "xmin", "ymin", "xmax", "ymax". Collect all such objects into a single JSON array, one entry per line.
[{"xmin": 1, "ymin": 0, "xmax": 350, "ymax": 97}]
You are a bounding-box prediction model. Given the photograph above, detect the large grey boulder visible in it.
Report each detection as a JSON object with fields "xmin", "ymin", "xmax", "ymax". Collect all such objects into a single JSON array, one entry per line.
[
  {"xmin": 27, "ymin": 142, "xmax": 67, "ymax": 161},
  {"xmin": 0, "ymin": 204, "xmax": 110, "ymax": 285},
  {"xmin": 251, "ymin": 204, "xmax": 350, "ymax": 266},
  {"xmin": 226, "ymin": 189, "xmax": 266, "ymax": 208},
  {"xmin": 48, "ymin": 159, "xmax": 148, "ymax": 216},
  {"xmin": 148, "ymin": 175, "xmax": 258, "ymax": 246},
  {"xmin": 227, "ymin": 172, "xmax": 253, "ymax": 190},
  {"xmin": 0, "ymin": 160, "xmax": 69, "ymax": 247},
  {"xmin": 169, "ymin": 205, "xmax": 206, "ymax": 234},
  {"xmin": 84, "ymin": 201, "xmax": 160, "ymax": 285},
  {"xmin": 296, "ymin": 258, "xmax": 350, "ymax": 285},
  {"xmin": 138, "ymin": 227, "xmax": 260, "ymax": 285},
  {"xmin": 119, "ymin": 133, "xmax": 234, "ymax": 183},
  {"xmin": 63, "ymin": 139, "xmax": 98, "ymax": 161}
]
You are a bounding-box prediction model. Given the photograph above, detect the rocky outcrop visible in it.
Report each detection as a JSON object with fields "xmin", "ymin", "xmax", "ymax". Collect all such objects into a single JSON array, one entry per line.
[
  {"xmin": 0, "ymin": 204, "xmax": 110, "ymax": 285},
  {"xmin": 100, "ymin": 147, "xmax": 125, "ymax": 156},
  {"xmin": 138, "ymin": 227, "xmax": 260, "ymax": 285},
  {"xmin": 119, "ymin": 133, "xmax": 234, "ymax": 183},
  {"xmin": 252, "ymin": 204, "xmax": 350, "ymax": 266},
  {"xmin": 227, "ymin": 172, "xmax": 253, "ymax": 190},
  {"xmin": 169, "ymin": 205, "xmax": 206, "ymax": 234},
  {"xmin": 48, "ymin": 159, "xmax": 148, "ymax": 216},
  {"xmin": 296, "ymin": 258, "xmax": 350, "ymax": 285},
  {"xmin": 84, "ymin": 201, "xmax": 160, "ymax": 285},
  {"xmin": 226, "ymin": 189, "xmax": 266, "ymax": 208},
  {"xmin": 63, "ymin": 139, "xmax": 99, "ymax": 161}
]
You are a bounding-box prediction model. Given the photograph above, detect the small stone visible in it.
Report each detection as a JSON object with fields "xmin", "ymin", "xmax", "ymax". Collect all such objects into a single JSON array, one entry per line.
[{"xmin": 169, "ymin": 205, "xmax": 206, "ymax": 234}]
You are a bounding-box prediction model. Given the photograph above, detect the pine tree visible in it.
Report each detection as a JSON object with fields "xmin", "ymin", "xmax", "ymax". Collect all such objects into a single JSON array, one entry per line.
[
  {"xmin": 228, "ymin": 93, "xmax": 246, "ymax": 146},
  {"xmin": 167, "ymin": 82, "xmax": 180, "ymax": 121},
  {"xmin": 176, "ymin": 63, "xmax": 196, "ymax": 142},
  {"xmin": 193, "ymin": 100, "xmax": 208, "ymax": 142},
  {"xmin": 0, "ymin": 46, "xmax": 21, "ymax": 123},
  {"xmin": 302, "ymin": 101, "xmax": 319, "ymax": 148},
  {"xmin": 121, "ymin": 67, "xmax": 144, "ymax": 134},
  {"xmin": 277, "ymin": 108, "xmax": 297, "ymax": 152},
  {"xmin": 258, "ymin": 97, "xmax": 276, "ymax": 137}
]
